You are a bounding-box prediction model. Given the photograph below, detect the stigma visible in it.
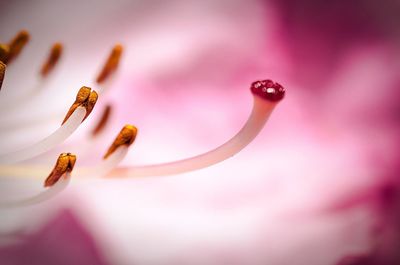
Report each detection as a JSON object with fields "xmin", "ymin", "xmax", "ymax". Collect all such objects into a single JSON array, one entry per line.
[{"xmin": 251, "ymin": 79, "xmax": 285, "ymax": 102}]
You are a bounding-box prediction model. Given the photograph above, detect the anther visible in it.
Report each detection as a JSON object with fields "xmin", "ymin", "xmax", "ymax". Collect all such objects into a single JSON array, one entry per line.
[
  {"xmin": 40, "ymin": 42, "xmax": 63, "ymax": 77},
  {"xmin": 4, "ymin": 30, "xmax": 30, "ymax": 64},
  {"xmin": 104, "ymin": 125, "xmax": 137, "ymax": 159},
  {"xmin": 91, "ymin": 104, "xmax": 112, "ymax": 136},
  {"xmin": 62, "ymin": 86, "xmax": 98, "ymax": 125},
  {"xmin": 96, "ymin": 44, "xmax": 123, "ymax": 84},
  {"xmin": 0, "ymin": 61, "xmax": 5, "ymax": 91},
  {"xmin": 250, "ymin": 79, "xmax": 285, "ymax": 102},
  {"xmin": 44, "ymin": 153, "xmax": 76, "ymax": 187},
  {"xmin": 0, "ymin": 44, "xmax": 10, "ymax": 63}
]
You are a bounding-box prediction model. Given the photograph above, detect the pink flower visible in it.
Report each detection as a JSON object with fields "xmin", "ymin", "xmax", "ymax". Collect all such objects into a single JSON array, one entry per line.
[{"xmin": 0, "ymin": 1, "xmax": 399, "ymax": 264}]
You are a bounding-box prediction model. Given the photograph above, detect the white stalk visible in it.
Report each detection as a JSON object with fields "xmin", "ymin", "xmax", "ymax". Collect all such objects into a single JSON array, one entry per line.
[
  {"xmin": 0, "ymin": 107, "xmax": 86, "ymax": 164},
  {"xmin": 78, "ymin": 146, "xmax": 128, "ymax": 178},
  {"xmin": 0, "ymin": 173, "xmax": 70, "ymax": 208},
  {"xmin": 0, "ymin": 147, "xmax": 128, "ymax": 179}
]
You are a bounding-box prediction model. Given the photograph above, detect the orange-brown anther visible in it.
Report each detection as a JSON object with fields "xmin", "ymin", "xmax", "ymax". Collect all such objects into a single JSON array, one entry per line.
[
  {"xmin": 62, "ymin": 86, "xmax": 98, "ymax": 125},
  {"xmin": 4, "ymin": 30, "xmax": 30, "ymax": 64},
  {"xmin": 40, "ymin": 42, "xmax": 63, "ymax": 77},
  {"xmin": 91, "ymin": 104, "xmax": 112, "ymax": 136},
  {"xmin": 44, "ymin": 153, "xmax": 76, "ymax": 187},
  {"xmin": 96, "ymin": 44, "xmax": 123, "ymax": 84},
  {"xmin": 0, "ymin": 44, "xmax": 10, "ymax": 63},
  {"xmin": 0, "ymin": 61, "xmax": 5, "ymax": 91},
  {"xmin": 103, "ymin": 125, "xmax": 137, "ymax": 159}
]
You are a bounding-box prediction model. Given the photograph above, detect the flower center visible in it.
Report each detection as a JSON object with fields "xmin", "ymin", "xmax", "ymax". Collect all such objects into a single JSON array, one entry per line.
[{"xmin": 0, "ymin": 30, "xmax": 285, "ymax": 207}]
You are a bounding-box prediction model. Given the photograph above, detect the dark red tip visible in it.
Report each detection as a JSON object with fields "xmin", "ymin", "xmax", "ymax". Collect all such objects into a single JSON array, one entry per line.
[{"xmin": 250, "ymin": 79, "xmax": 285, "ymax": 102}]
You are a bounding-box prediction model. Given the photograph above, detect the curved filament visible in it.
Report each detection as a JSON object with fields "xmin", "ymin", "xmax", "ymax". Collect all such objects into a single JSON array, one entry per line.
[{"xmin": 0, "ymin": 107, "xmax": 86, "ymax": 164}]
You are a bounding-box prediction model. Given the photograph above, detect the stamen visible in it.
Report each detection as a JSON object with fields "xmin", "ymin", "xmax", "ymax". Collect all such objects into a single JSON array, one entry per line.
[
  {"xmin": 0, "ymin": 61, "xmax": 5, "ymax": 91},
  {"xmin": 91, "ymin": 104, "xmax": 112, "ymax": 136},
  {"xmin": 62, "ymin": 86, "xmax": 98, "ymax": 125},
  {"xmin": 0, "ymin": 153, "xmax": 75, "ymax": 208},
  {"xmin": 44, "ymin": 153, "xmax": 76, "ymax": 187},
  {"xmin": 103, "ymin": 124, "xmax": 137, "ymax": 159},
  {"xmin": 40, "ymin": 42, "xmax": 63, "ymax": 78},
  {"xmin": 0, "ymin": 87, "xmax": 97, "ymax": 163},
  {"xmin": 3, "ymin": 30, "xmax": 30, "ymax": 64},
  {"xmin": 96, "ymin": 44, "xmax": 123, "ymax": 84},
  {"xmin": 77, "ymin": 126, "xmax": 136, "ymax": 178},
  {"xmin": 109, "ymin": 80, "xmax": 285, "ymax": 178}
]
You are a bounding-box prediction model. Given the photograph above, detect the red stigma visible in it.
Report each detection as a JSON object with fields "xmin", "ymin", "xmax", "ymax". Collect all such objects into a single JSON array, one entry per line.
[{"xmin": 250, "ymin": 79, "xmax": 285, "ymax": 102}]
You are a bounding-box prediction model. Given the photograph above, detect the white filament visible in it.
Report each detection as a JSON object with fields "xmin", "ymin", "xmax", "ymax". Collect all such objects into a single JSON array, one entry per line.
[
  {"xmin": 110, "ymin": 96, "xmax": 277, "ymax": 178},
  {"xmin": 0, "ymin": 107, "xmax": 86, "ymax": 164},
  {"xmin": 77, "ymin": 146, "xmax": 129, "ymax": 178},
  {"xmin": 0, "ymin": 173, "xmax": 70, "ymax": 208},
  {"xmin": 0, "ymin": 146, "xmax": 129, "ymax": 180},
  {"xmin": 0, "ymin": 78, "xmax": 50, "ymax": 113}
]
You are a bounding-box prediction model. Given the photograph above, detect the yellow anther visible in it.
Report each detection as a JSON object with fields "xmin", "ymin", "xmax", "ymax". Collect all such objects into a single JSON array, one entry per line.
[
  {"xmin": 4, "ymin": 30, "xmax": 30, "ymax": 64},
  {"xmin": 44, "ymin": 153, "xmax": 76, "ymax": 187},
  {"xmin": 96, "ymin": 44, "xmax": 123, "ymax": 84},
  {"xmin": 0, "ymin": 44, "xmax": 10, "ymax": 63},
  {"xmin": 62, "ymin": 86, "xmax": 98, "ymax": 125},
  {"xmin": 41, "ymin": 42, "xmax": 63, "ymax": 77},
  {"xmin": 103, "ymin": 125, "xmax": 137, "ymax": 159}
]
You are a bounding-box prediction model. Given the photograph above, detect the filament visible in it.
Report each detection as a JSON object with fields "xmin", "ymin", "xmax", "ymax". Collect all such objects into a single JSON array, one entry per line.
[
  {"xmin": 77, "ymin": 146, "xmax": 129, "ymax": 178},
  {"xmin": 0, "ymin": 147, "xmax": 129, "ymax": 180},
  {"xmin": 0, "ymin": 173, "xmax": 70, "ymax": 208},
  {"xmin": 0, "ymin": 107, "xmax": 86, "ymax": 164},
  {"xmin": 0, "ymin": 78, "xmax": 52, "ymax": 112}
]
